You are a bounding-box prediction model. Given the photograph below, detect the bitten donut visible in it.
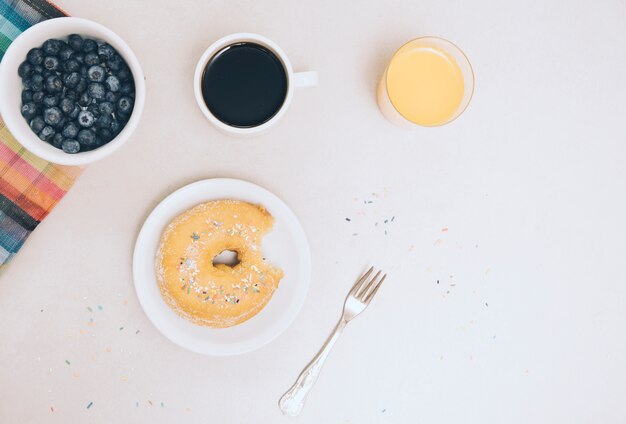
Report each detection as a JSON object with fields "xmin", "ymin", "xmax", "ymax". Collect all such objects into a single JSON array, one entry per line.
[{"xmin": 156, "ymin": 200, "xmax": 284, "ymax": 328}]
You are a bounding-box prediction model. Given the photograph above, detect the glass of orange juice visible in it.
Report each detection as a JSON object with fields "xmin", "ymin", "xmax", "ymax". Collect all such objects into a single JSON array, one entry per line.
[{"xmin": 377, "ymin": 36, "xmax": 474, "ymax": 128}]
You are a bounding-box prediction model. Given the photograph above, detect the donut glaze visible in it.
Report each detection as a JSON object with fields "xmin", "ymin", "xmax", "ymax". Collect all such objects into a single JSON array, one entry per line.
[{"xmin": 156, "ymin": 200, "xmax": 284, "ymax": 328}]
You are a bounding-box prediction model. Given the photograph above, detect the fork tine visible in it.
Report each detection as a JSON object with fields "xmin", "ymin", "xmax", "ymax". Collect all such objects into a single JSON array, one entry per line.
[
  {"xmin": 357, "ymin": 270, "xmax": 381, "ymax": 299},
  {"xmin": 350, "ymin": 266, "xmax": 374, "ymax": 295},
  {"xmin": 363, "ymin": 274, "xmax": 386, "ymax": 303}
]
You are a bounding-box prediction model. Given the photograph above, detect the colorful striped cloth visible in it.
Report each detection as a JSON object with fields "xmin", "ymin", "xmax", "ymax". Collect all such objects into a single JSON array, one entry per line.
[{"xmin": 0, "ymin": 0, "xmax": 81, "ymax": 273}]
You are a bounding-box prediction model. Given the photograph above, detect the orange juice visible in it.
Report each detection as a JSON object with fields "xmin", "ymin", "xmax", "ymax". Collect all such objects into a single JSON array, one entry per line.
[{"xmin": 386, "ymin": 42, "xmax": 466, "ymax": 126}]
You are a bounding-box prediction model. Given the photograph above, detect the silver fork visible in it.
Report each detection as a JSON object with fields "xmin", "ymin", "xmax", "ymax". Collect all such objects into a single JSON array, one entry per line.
[{"xmin": 278, "ymin": 267, "xmax": 387, "ymax": 416}]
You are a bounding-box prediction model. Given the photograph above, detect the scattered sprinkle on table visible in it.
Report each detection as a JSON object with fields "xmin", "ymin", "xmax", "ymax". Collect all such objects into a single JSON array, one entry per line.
[
  {"xmin": 441, "ymin": 227, "xmax": 448, "ymax": 232},
  {"xmin": 86, "ymin": 306, "xmax": 93, "ymax": 312},
  {"xmin": 97, "ymin": 305, "xmax": 103, "ymax": 311},
  {"xmin": 345, "ymin": 217, "xmax": 351, "ymax": 221},
  {"xmin": 119, "ymin": 326, "xmax": 124, "ymax": 331},
  {"xmin": 86, "ymin": 402, "xmax": 93, "ymax": 409},
  {"xmin": 64, "ymin": 360, "xmax": 70, "ymax": 365},
  {"xmin": 50, "ymin": 406, "xmax": 54, "ymax": 413}
]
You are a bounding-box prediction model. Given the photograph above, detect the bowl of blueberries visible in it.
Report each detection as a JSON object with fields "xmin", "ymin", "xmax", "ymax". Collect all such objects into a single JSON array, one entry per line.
[{"xmin": 0, "ymin": 17, "xmax": 145, "ymax": 166}]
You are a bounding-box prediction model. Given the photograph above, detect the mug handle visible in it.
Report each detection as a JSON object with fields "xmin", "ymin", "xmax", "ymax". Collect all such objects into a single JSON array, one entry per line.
[{"xmin": 292, "ymin": 71, "xmax": 318, "ymax": 89}]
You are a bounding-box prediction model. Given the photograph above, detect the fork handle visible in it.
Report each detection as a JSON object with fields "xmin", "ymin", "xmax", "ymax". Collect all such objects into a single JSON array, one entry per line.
[{"xmin": 279, "ymin": 319, "xmax": 347, "ymax": 416}]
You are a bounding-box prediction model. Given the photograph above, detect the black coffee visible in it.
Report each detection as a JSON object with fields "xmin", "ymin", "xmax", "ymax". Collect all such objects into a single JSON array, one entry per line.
[{"xmin": 201, "ymin": 42, "xmax": 288, "ymax": 128}]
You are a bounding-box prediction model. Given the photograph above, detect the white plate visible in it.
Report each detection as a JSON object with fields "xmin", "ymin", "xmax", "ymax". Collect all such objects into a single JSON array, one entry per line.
[{"xmin": 132, "ymin": 178, "xmax": 311, "ymax": 356}]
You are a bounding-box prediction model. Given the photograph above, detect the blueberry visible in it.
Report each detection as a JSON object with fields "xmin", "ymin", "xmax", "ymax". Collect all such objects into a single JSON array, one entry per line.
[
  {"xmin": 27, "ymin": 48, "xmax": 44, "ymax": 65},
  {"xmin": 30, "ymin": 74, "xmax": 44, "ymax": 91},
  {"xmin": 87, "ymin": 65, "xmax": 106, "ymax": 82},
  {"xmin": 32, "ymin": 65, "xmax": 44, "ymax": 74},
  {"xmin": 22, "ymin": 78, "xmax": 32, "ymax": 90},
  {"xmin": 62, "ymin": 122, "xmax": 79, "ymax": 138},
  {"xmin": 98, "ymin": 43, "xmax": 116, "ymax": 60},
  {"xmin": 45, "ymin": 75, "xmax": 63, "ymax": 93},
  {"xmin": 43, "ymin": 56, "xmax": 60, "ymax": 71},
  {"xmin": 42, "ymin": 39, "xmax": 62, "ymax": 56},
  {"xmin": 98, "ymin": 101, "xmax": 115, "ymax": 115},
  {"xmin": 110, "ymin": 119, "xmax": 122, "ymax": 134},
  {"xmin": 78, "ymin": 92, "xmax": 92, "ymax": 107},
  {"xmin": 104, "ymin": 75, "xmax": 120, "ymax": 92},
  {"xmin": 116, "ymin": 66, "xmax": 132, "ymax": 82},
  {"xmin": 82, "ymin": 39, "xmax": 97, "ymax": 53},
  {"xmin": 63, "ymin": 71, "xmax": 80, "ymax": 88},
  {"xmin": 62, "ymin": 139, "xmax": 81, "ymax": 154},
  {"xmin": 69, "ymin": 104, "xmax": 81, "ymax": 119},
  {"xmin": 117, "ymin": 96, "xmax": 134, "ymax": 115},
  {"xmin": 87, "ymin": 102, "xmax": 101, "ymax": 116},
  {"xmin": 79, "ymin": 66, "xmax": 88, "ymax": 77},
  {"xmin": 63, "ymin": 59, "xmax": 80, "ymax": 73},
  {"xmin": 32, "ymin": 91, "xmax": 45, "ymax": 104},
  {"xmin": 18, "ymin": 61, "xmax": 33, "ymax": 78},
  {"xmin": 107, "ymin": 54, "xmax": 123, "ymax": 72},
  {"xmin": 73, "ymin": 53, "xmax": 84, "ymax": 64},
  {"xmin": 96, "ymin": 114, "xmax": 112, "ymax": 129},
  {"xmin": 42, "ymin": 94, "xmax": 60, "ymax": 107},
  {"xmin": 64, "ymin": 90, "xmax": 78, "ymax": 101},
  {"xmin": 22, "ymin": 90, "xmax": 34, "ymax": 103},
  {"xmin": 38, "ymin": 125, "xmax": 55, "ymax": 141},
  {"xmin": 43, "ymin": 107, "xmax": 63, "ymax": 126},
  {"xmin": 98, "ymin": 127, "xmax": 114, "ymax": 143},
  {"xmin": 30, "ymin": 116, "xmax": 45, "ymax": 133},
  {"xmin": 119, "ymin": 112, "xmax": 131, "ymax": 123},
  {"xmin": 21, "ymin": 102, "xmax": 38, "ymax": 120},
  {"xmin": 59, "ymin": 98, "xmax": 75, "ymax": 114},
  {"xmin": 120, "ymin": 81, "xmax": 134, "ymax": 95},
  {"xmin": 51, "ymin": 133, "xmax": 64, "ymax": 149},
  {"xmin": 83, "ymin": 52, "xmax": 99, "ymax": 66},
  {"xmin": 68, "ymin": 34, "xmax": 83, "ymax": 51},
  {"xmin": 58, "ymin": 46, "xmax": 74, "ymax": 61},
  {"xmin": 104, "ymin": 91, "xmax": 119, "ymax": 103},
  {"xmin": 88, "ymin": 83, "xmax": 106, "ymax": 100},
  {"xmin": 77, "ymin": 129, "xmax": 96, "ymax": 147},
  {"xmin": 76, "ymin": 77, "xmax": 88, "ymax": 93},
  {"xmin": 78, "ymin": 110, "xmax": 95, "ymax": 128}
]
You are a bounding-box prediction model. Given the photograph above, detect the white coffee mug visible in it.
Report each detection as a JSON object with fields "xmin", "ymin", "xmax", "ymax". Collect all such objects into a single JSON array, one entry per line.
[{"xmin": 194, "ymin": 33, "xmax": 318, "ymax": 136}]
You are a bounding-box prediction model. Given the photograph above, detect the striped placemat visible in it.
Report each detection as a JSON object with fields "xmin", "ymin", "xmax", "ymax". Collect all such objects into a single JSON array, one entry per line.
[{"xmin": 0, "ymin": 0, "xmax": 81, "ymax": 273}]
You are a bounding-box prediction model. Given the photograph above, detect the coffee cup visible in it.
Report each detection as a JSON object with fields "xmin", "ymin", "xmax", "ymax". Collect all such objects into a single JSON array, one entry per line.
[{"xmin": 194, "ymin": 33, "xmax": 318, "ymax": 136}]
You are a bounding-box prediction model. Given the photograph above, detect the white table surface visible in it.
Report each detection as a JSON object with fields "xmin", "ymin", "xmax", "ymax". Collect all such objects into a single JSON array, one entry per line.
[{"xmin": 2, "ymin": 0, "xmax": 626, "ymax": 422}]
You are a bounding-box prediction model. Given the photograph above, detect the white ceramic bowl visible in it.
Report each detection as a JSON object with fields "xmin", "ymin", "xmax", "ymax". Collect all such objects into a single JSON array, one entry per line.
[{"xmin": 0, "ymin": 17, "xmax": 145, "ymax": 166}]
